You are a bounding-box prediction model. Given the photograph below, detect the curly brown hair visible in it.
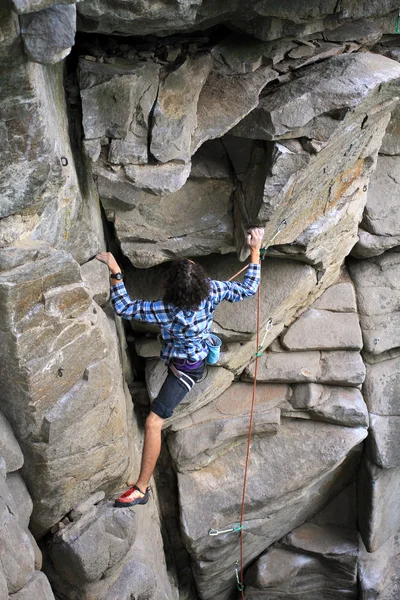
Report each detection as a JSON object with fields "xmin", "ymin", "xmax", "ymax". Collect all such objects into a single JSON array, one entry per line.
[{"xmin": 163, "ymin": 259, "xmax": 210, "ymax": 310}]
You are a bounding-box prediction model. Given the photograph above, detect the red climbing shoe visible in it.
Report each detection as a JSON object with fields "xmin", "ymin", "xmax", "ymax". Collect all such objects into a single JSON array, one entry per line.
[{"xmin": 114, "ymin": 485, "xmax": 150, "ymax": 508}]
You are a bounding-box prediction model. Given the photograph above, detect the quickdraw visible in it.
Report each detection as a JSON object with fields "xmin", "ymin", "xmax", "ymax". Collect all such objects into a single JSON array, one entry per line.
[
  {"xmin": 396, "ymin": 8, "xmax": 400, "ymax": 33},
  {"xmin": 208, "ymin": 524, "xmax": 242, "ymax": 536}
]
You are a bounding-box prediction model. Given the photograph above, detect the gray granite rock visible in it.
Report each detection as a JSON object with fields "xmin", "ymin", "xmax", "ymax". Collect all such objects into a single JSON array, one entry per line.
[
  {"xmin": 49, "ymin": 502, "xmax": 137, "ymax": 584},
  {"xmin": 312, "ymin": 280, "xmax": 357, "ymax": 312},
  {"xmin": 0, "ymin": 246, "xmax": 130, "ymax": 534},
  {"xmin": 100, "ymin": 173, "xmax": 235, "ymax": 268},
  {"xmin": 363, "ymin": 356, "xmax": 400, "ymax": 415},
  {"xmin": 324, "ymin": 18, "xmax": 382, "ymax": 45},
  {"xmin": 124, "ymin": 162, "xmax": 192, "ymax": 195},
  {"xmin": 369, "ymin": 414, "xmax": 400, "ymax": 469},
  {"xmin": 358, "ymin": 526, "xmax": 400, "ymax": 600},
  {"xmin": 6, "ymin": 472, "xmax": 33, "ymax": 530},
  {"xmin": 79, "ymin": 58, "xmax": 160, "ymax": 164},
  {"xmin": 20, "ymin": 4, "xmax": 76, "ymax": 64},
  {"xmin": 11, "ymin": 0, "xmax": 75, "ymax": 14},
  {"xmin": 80, "ymin": 258, "xmax": 110, "ymax": 307},
  {"xmin": 358, "ymin": 459, "xmax": 400, "ymax": 552},
  {"xmin": 0, "ymin": 412, "xmax": 23, "ymax": 474},
  {"xmin": 245, "ymin": 523, "xmax": 358, "ymax": 599},
  {"xmin": 9, "ymin": 571, "xmax": 55, "ymax": 600},
  {"xmin": 179, "ymin": 419, "xmax": 365, "ymax": 599},
  {"xmin": 244, "ymin": 350, "xmax": 365, "ymax": 386},
  {"xmin": 352, "ymin": 227, "xmax": 400, "ymax": 258},
  {"xmin": 167, "ymin": 382, "xmax": 287, "ymax": 471},
  {"xmin": 281, "ymin": 309, "xmax": 363, "ymax": 351},
  {"xmin": 191, "ymin": 66, "xmax": 278, "ymax": 155},
  {"xmin": 151, "ymin": 54, "xmax": 212, "ymax": 163},
  {"xmin": 380, "ymin": 102, "xmax": 400, "ymax": 155},
  {"xmin": 348, "ymin": 252, "xmax": 400, "ymax": 355},
  {"xmin": 362, "ymin": 155, "xmax": 400, "ymax": 237}
]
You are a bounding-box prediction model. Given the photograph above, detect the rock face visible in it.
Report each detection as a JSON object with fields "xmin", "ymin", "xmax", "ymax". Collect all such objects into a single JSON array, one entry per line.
[
  {"xmin": 0, "ymin": 243, "xmax": 131, "ymax": 534},
  {"xmin": 2, "ymin": 2, "xmax": 400, "ymax": 600}
]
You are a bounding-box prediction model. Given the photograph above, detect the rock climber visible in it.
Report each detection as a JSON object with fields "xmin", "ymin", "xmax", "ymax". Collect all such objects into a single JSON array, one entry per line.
[{"xmin": 96, "ymin": 227, "xmax": 264, "ymax": 508}]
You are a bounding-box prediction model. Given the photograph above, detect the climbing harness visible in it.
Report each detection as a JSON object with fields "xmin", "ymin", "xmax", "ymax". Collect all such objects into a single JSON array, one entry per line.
[
  {"xmin": 396, "ymin": 8, "xmax": 400, "ymax": 33},
  {"xmin": 208, "ymin": 220, "xmax": 287, "ymax": 598}
]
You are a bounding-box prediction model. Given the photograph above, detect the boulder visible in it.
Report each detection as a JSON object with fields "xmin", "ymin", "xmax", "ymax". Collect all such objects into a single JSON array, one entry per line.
[
  {"xmin": 191, "ymin": 66, "xmax": 278, "ymax": 154},
  {"xmin": 352, "ymin": 227, "xmax": 400, "ymax": 259},
  {"xmin": 79, "ymin": 57, "xmax": 160, "ymax": 163},
  {"xmin": 380, "ymin": 102, "xmax": 400, "ymax": 155},
  {"xmin": 312, "ymin": 280, "xmax": 357, "ymax": 312},
  {"xmin": 11, "ymin": 0, "xmax": 76, "ymax": 14},
  {"xmin": 358, "ymin": 459, "xmax": 400, "ymax": 552},
  {"xmin": 151, "ymin": 54, "xmax": 212, "ymax": 163},
  {"xmin": 8, "ymin": 571, "xmax": 55, "ymax": 600},
  {"xmin": 124, "ymin": 162, "xmax": 192, "ymax": 195},
  {"xmin": 20, "ymin": 4, "xmax": 76, "ymax": 65},
  {"xmin": 244, "ymin": 523, "xmax": 358, "ymax": 599},
  {"xmin": 358, "ymin": 526, "xmax": 400, "ymax": 600},
  {"xmin": 363, "ymin": 356, "xmax": 400, "ymax": 415},
  {"xmin": 361, "ymin": 155, "xmax": 400, "ymax": 237},
  {"xmin": 230, "ymin": 53, "xmax": 400, "ymax": 140},
  {"xmin": 369, "ymin": 414, "xmax": 400, "ymax": 469},
  {"xmin": 281, "ymin": 309, "xmax": 363, "ymax": 351},
  {"xmin": 348, "ymin": 252, "xmax": 400, "ymax": 355},
  {"xmin": 324, "ymin": 18, "xmax": 382, "ymax": 45},
  {"xmin": 100, "ymin": 174, "xmax": 235, "ymax": 268},
  {"xmin": 179, "ymin": 419, "xmax": 366, "ymax": 599},
  {"xmin": 0, "ymin": 245, "xmax": 130, "ymax": 534},
  {"xmin": 49, "ymin": 502, "xmax": 137, "ymax": 585},
  {"xmin": 244, "ymin": 350, "xmax": 365, "ymax": 386},
  {"xmin": 6, "ymin": 472, "xmax": 33, "ymax": 530},
  {"xmin": 0, "ymin": 411, "xmax": 23, "ymax": 473},
  {"xmin": 167, "ymin": 382, "xmax": 287, "ymax": 471},
  {"xmin": 289, "ymin": 385, "xmax": 369, "ymax": 428},
  {"xmin": 232, "ymin": 54, "xmax": 399, "ymax": 264},
  {"xmin": 80, "ymin": 258, "xmax": 110, "ymax": 307}
]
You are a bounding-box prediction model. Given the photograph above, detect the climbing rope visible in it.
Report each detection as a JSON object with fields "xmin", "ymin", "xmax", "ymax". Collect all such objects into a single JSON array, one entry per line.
[{"xmin": 211, "ymin": 220, "xmax": 287, "ymax": 596}]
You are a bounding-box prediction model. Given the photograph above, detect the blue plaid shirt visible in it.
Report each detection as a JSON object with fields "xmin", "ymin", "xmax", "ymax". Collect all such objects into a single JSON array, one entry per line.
[{"xmin": 110, "ymin": 263, "xmax": 260, "ymax": 363}]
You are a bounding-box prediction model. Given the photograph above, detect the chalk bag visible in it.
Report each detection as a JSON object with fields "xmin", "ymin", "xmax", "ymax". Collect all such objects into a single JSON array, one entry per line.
[{"xmin": 206, "ymin": 334, "xmax": 222, "ymax": 365}]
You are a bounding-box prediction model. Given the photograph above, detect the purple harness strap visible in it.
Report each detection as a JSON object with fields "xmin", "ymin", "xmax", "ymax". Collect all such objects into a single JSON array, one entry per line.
[{"xmin": 172, "ymin": 358, "xmax": 204, "ymax": 372}]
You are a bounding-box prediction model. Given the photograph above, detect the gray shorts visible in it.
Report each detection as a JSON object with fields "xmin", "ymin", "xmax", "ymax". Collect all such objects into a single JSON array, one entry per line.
[{"xmin": 150, "ymin": 361, "xmax": 206, "ymax": 419}]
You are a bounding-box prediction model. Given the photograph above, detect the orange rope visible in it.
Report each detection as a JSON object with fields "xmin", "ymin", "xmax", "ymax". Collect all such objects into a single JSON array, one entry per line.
[
  {"xmin": 238, "ymin": 274, "xmax": 262, "ymax": 598},
  {"xmin": 228, "ymin": 264, "xmax": 249, "ymax": 282}
]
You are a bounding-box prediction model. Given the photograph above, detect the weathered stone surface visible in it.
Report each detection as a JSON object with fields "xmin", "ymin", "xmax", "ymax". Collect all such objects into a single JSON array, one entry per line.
[
  {"xmin": 124, "ymin": 162, "xmax": 192, "ymax": 195},
  {"xmin": 20, "ymin": 4, "xmax": 76, "ymax": 64},
  {"xmin": 0, "ymin": 246, "xmax": 130, "ymax": 534},
  {"xmin": 6, "ymin": 472, "xmax": 33, "ymax": 530},
  {"xmin": 245, "ymin": 350, "xmax": 365, "ymax": 386},
  {"xmin": 352, "ymin": 227, "xmax": 400, "ymax": 259},
  {"xmin": 380, "ymin": 102, "xmax": 400, "ymax": 155},
  {"xmin": 100, "ymin": 174, "xmax": 235, "ymax": 268},
  {"xmin": 49, "ymin": 502, "xmax": 137, "ymax": 584},
  {"xmin": 312, "ymin": 280, "xmax": 357, "ymax": 312},
  {"xmin": 47, "ymin": 490, "xmax": 177, "ymax": 600},
  {"xmin": 0, "ymin": 411, "xmax": 23, "ymax": 473},
  {"xmin": 362, "ymin": 155, "xmax": 400, "ymax": 237},
  {"xmin": 135, "ymin": 337, "xmax": 162, "ymax": 358},
  {"xmin": 9, "ymin": 571, "xmax": 55, "ymax": 600},
  {"xmin": 358, "ymin": 459, "xmax": 400, "ymax": 552},
  {"xmin": 358, "ymin": 526, "xmax": 400, "ymax": 600},
  {"xmin": 191, "ymin": 66, "xmax": 278, "ymax": 154},
  {"xmin": 79, "ymin": 57, "xmax": 160, "ymax": 162},
  {"xmin": 232, "ymin": 55, "xmax": 398, "ymax": 266},
  {"xmin": 363, "ymin": 357, "xmax": 400, "ymax": 416},
  {"xmin": 231, "ymin": 53, "xmax": 400, "ymax": 140},
  {"xmin": 324, "ymin": 18, "xmax": 382, "ymax": 45},
  {"xmin": 245, "ymin": 523, "xmax": 358, "ymax": 599},
  {"xmin": 0, "ymin": 484, "xmax": 35, "ymax": 594},
  {"xmin": 11, "ymin": 0, "xmax": 76, "ymax": 14},
  {"xmin": 369, "ymin": 414, "xmax": 400, "ymax": 469},
  {"xmin": 348, "ymin": 252, "xmax": 400, "ymax": 355},
  {"xmin": 179, "ymin": 419, "xmax": 365, "ymax": 599},
  {"xmin": 167, "ymin": 382, "xmax": 286, "ymax": 471},
  {"xmin": 281, "ymin": 309, "xmax": 363, "ymax": 350},
  {"xmin": 151, "ymin": 55, "xmax": 212, "ymax": 163},
  {"xmin": 80, "ymin": 258, "xmax": 110, "ymax": 307},
  {"xmin": 69, "ymin": 490, "xmax": 106, "ymax": 521}
]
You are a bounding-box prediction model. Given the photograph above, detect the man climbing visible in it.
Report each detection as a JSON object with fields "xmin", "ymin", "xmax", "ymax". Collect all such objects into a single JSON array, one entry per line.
[{"xmin": 96, "ymin": 227, "xmax": 264, "ymax": 508}]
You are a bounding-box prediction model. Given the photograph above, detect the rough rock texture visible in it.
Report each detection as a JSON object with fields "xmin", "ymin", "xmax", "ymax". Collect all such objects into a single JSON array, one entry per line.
[
  {"xmin": 0, "ymin": 244, "xmax": 131, "ymax": 534},
  {"xmin": 3, "ymin": 4, "xmax": 400, "ymax": 600},
  {"xmin": 245, "ymin": 523, "xmax": 359, "ymax": 599}
]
